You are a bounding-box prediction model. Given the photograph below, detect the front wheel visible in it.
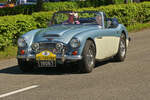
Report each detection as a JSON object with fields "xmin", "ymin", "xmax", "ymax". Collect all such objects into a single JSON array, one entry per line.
[
  {"xmin": 79, "ymin": 40, "xmax": 96, "ymax": 73},
  {"xmin": 114, "ymin": 34, "xmax": 127, "ymax": 62}
]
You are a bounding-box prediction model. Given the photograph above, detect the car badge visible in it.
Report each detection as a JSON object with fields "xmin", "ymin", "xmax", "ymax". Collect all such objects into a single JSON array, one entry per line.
[{"xmin": 42, "ymin": 51, "xmax": 50, "ymax": 56}]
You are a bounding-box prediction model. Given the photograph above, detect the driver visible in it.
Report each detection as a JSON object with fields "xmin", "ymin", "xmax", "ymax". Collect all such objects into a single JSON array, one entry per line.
[{"xmin": 63, "ymin": 12, "xmax": 80, "ymax": 24}]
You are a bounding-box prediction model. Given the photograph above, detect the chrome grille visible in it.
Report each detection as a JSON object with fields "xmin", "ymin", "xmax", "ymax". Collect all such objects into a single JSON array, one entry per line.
[
  {"xmin": 36, "ymin": 42, "xmax": 65, "ymax": 54},
  {"xmin": 38, "ymin": 42, "xmax": 56, "ymax": 53}
]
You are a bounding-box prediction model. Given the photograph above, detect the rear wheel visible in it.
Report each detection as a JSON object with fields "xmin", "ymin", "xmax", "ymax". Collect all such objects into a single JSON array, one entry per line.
[
  {"xmin": 114, "ymin": 34, "xmax": 126, "ymax": 61},
  {"xmin": 18, "ymin": 59, "xmax": 34, "ymax": 72},
  {"xmin": 79, "ymin": 40, "xmax": 96, "ymax": 73}
]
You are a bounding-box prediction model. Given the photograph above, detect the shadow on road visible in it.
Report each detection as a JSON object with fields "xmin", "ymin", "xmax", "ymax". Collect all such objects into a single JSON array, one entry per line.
[
  {"xmin": 0, "ymin": 60, "xmax": 114, "ymax": 75},
  {"xmin": 0, "ymin": 65, "xmax": 77, "ymax": 75}
]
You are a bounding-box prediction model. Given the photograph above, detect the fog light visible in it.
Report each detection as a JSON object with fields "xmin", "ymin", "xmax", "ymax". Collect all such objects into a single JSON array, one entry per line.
[
  {"xmin": 72, "ymin": 51, "xmax": 78, "ymax": 55},
  {"xmin": 20, "ymin": 50, "xmax": 25, "ymax": 55}
]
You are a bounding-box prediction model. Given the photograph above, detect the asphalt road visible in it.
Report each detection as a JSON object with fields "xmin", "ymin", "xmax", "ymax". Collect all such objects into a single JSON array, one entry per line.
[{"xmin": 0, "ymin": 29, "xmax": 150, "ymax": 100}]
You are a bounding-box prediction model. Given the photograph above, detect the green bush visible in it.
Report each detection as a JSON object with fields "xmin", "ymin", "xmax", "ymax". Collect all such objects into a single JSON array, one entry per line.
[
  {"xmin": 32, "ymin": 11, "xmax": 54, "ymax": 28},
  {"xmin": 42, "ymin": 2, "xmax": 79, "ymax": 11},
  {"xmin": 42, "ymin": 0, "xmax": 115, "ymax": 10},
  {"xmin": 70, "ymin": 2, "xmax": 150, "ymax": 26},
  {"xmin": 0, "ymin": 11, "xmax": 55, "ymax": 49},
  {"xmin": 0, "ymin": 15, "xmax": 37, "ymax": 49},
  {"xmin": 0, "ymin": 5, "xmax": 36, "ymax": 16},
  {"xmin": 114, "ymin": 0, "xmax": 124, "ymax": 4},
  {"xmin": 76, "ymin": 0, "xmax": 116, "ymax": 8},
  {"xmin": 0, "ymin": 0, "xmax": 7, "ymax": 2}
]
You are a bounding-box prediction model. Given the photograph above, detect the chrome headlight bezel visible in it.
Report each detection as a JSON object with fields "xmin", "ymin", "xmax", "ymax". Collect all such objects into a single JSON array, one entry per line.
[
  {"xmin": 17, "ymin": 37, "xmax": 27, "ymax": 48},
  {"xmin": 31, "ymin": 43, "xmax": 39, "ymax": 51},
  {"xmin": 56, "ymin": 43, "xmax": 64, "ymax": 50},
  {"xmin": 70, "ymin": 38, "xmax": 80, "ymax": 48}
]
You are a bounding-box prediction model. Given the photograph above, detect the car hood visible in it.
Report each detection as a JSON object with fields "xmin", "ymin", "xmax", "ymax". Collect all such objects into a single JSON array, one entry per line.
[{"xmin": 34, "ymin": 25, "xmax": 98, "ymax": 44}]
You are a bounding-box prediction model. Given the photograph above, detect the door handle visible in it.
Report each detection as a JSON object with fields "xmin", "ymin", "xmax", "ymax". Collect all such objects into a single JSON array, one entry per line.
[{"xmin": 97, "ymin": 37, "xmax": 103, "ymax": 39}]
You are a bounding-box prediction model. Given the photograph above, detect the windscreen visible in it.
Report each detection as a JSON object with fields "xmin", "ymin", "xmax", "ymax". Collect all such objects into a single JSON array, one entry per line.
[{"xmin": 51, "ymin": 12, "xmax": 103, "ymax": 25}]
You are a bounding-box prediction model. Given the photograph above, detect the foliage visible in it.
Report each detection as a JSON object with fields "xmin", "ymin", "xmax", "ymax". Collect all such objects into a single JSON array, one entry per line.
[
  {"xmin": 42, "ymin": 2, "xmax": 79, "ymax": 11},
  {"xmin": 0, "ymin": 5, "xmax": 36, "ymax": 16},
  {"xmin": 32, "ymin": 11, "xmax": 54, "ymax": 28},
  {"xmin": 0, "ymin": 14, "xmax": 37, "ymax": 49},
  {"xmin": 127, "ymin": 22, "xmax": 150, "ymax": 32},
  {"xmin": 70, "ymin": 2, "xmax": 150, "ymax": 26},
  {"xmin": 42, "ymin": 0, "xmax": 115, "ymax": 10},
  {"xmin": 0, "ymin": 46, "xmax": 17, "ymax": 60},
  {"xmin": 0, "ymin": 11, "xmax": 55, "ymax": 49},
  {"xmin": 1, "ymin": 2, "xmax": 150, "ymax": 49},
  {"xmin": 0, "ymin": 0, "xmax": 7, "ymax": 2},
  {"xmin": 114, "ymin": 0, "xmax": 124, "ymax": 4}
]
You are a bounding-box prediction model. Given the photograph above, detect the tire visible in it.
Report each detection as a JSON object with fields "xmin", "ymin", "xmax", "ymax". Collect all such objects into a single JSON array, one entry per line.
[
  {"xmin": 79, "ymin": 40, "xmax": 96, "ymax": 73},
  {"xmin": 114, "ymin": 34, "xmax": 127, "ymax": 62},
  {"xmin": 56, "ymin": 63, "xmax": 65, "ymax": 72},
  {"xmin": 18, "ymin": 59, "xmax": 34, "ymax": 72}
]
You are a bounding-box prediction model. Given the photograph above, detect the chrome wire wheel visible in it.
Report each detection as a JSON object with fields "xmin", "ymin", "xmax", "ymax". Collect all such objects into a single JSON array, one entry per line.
[
  {"xmin": 79, "ymin": 40, "xmax": 96, "ymax": 73},
  {"xmin": 86, "ymin": 46, "xmax": 95, "ymax": 67},
  {"xmin": 114, "ymin": 34, "xmax": 127, "ymax": 62},
  {"xmin": 120, "ymin": 40, "xmax": 126, "ymax": 57}
]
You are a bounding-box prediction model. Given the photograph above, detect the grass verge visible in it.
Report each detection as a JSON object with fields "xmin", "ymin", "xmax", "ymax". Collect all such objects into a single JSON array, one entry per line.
[
  {"xmin": 0, "ymin": 22, "xmax": 150, "ymax": 60},
  {"xmin": 127, "ymin": 22, "xmax": 150, "ymax": 32},
  {"xmin": 0, "ymin": 46, "xmax": 17, "ymax": 60}
]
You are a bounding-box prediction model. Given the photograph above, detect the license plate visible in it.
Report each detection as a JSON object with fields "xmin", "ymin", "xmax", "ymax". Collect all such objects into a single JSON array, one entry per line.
[
  {"xmin": 37, "ymin": 60, "xmax": 56, "ymax": 67},
  {"xmin": 36, "ymin": 50, "xmax": 56, "ymax": 67}
]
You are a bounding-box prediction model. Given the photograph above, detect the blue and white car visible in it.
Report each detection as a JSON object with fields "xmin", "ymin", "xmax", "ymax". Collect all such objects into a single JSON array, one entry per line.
[{"xmin": 17, "ymin": 11, "xmax": 130, "ymax": 73}]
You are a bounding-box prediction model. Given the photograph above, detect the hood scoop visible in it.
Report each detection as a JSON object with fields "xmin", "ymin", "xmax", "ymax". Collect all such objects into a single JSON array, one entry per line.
[{"xmin": 43, "ymin": 34, "xmax": 60, "ymax": 37}]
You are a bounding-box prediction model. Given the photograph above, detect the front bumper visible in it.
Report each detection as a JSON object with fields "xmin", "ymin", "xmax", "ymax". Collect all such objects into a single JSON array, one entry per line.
[{"xmin": 17, "ymin": 54, "xmax": 82, "ymax": 62}]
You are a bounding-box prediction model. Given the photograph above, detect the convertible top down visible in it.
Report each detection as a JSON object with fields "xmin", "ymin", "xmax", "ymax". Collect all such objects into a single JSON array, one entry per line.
[{"xmin": 17, "ymin": 11, "xmax": 130, "ymax": 73}]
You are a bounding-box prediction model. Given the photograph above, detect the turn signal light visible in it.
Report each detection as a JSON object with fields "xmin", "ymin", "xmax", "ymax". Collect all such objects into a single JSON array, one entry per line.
[
  {"xmin": 20, "ymin": 50, "xmax": 25, "ymax": 55},
  {"xmin": 72, "ymin": 51, "xmax": 78, "ymax": 55}
]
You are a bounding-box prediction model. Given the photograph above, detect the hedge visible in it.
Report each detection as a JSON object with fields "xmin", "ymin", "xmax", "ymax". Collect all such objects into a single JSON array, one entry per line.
[
  {"xmin": 42, "ymin": 0, "xmax": 115, "ymax": 11},
  {"xmin": 42, "ymin": 2, "xmax": 79, "ymax": 11},
  {"xmin": 0, "ymin": 2, "xmax": 150, "ymax": 49},
  {"xmin": 0, "ymin": 5, "xmax": 36, "ymax": 16},
  {"xmin": 114, "ymin": 0, "xmax": 124, "ymax": 4},
  {"xmin": 0, "ymin": 0, "xmax": 129, "ymax": 16},
  {"xmin": 0, "ymin": 15, "xmax": 36, "ymax": 49},
  {"xmin": 0, "ymin": 11, "xmax": 54, "ymax": 49},
  {"xmin": 71, "ymin": 2, "xmax": 150, "ymax": 26},
  {"xmin": 32, "ymin": 11, "xmax": 54, "ymax": 28}
]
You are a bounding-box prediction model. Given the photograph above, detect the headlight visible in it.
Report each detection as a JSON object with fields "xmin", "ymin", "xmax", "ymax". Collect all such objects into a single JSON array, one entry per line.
[
  {"xmin": 31, "ymin": 43, "xmax": 39, "ymax": 51},
  {"xmin": 70, "ymin": 38, "xmax": 80, "ymax": 48},
  {"xmin": 17, "ymin": 37, "xmax": 27, "ymax": 47},
  {"xmin": 56, "ymin": 43, "xmax": 63, "ymax": 50}
]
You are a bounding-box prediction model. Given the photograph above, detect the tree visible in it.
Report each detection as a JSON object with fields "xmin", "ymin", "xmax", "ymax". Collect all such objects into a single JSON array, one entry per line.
[
  {"xmin": 124, "ymin": 0, "xmax": 128, "ymax": 3},
  {"xmin": 36, "ymin": 0, "xmax": 43, "ymax": 11},
  {"xmin": 133, "ymin": 0, "xmax": 140, "ymax": 2}
]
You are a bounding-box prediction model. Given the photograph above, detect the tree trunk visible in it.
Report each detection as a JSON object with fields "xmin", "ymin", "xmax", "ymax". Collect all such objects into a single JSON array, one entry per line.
[
  {"xmin": 36, "ymin": 0, "xmax": 43, "ymax": 12},
  {"xmin": 133, "ymin": 0, "xmax": 140, "ymax": 2},
  {"xmin": 124, "ymin": 0, "xmax": 128, "ymax": 3}
]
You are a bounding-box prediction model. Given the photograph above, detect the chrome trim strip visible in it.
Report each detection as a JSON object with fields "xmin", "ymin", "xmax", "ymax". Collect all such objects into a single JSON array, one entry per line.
[{"xmin": 17, "ymin": 54, "xmax": 82, "ymax": 60}]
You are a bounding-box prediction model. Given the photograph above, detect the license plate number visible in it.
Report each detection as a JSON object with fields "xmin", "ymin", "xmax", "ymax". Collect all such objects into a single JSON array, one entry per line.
[{"xmin": 37, "ymin": 60, "xmax": 56, "ymax": 67}]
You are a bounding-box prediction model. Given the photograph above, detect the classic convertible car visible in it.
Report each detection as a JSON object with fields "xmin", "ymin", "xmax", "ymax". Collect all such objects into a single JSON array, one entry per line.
[{"xmin": 17, "ymin": 11, "xmax": 130, "ymax": 73}]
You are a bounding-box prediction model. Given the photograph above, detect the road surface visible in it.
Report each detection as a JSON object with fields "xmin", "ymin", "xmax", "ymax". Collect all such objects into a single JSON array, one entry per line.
[{"xmin": 0, "ymin": 29, "xmax": 150, "ymax": 100}]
